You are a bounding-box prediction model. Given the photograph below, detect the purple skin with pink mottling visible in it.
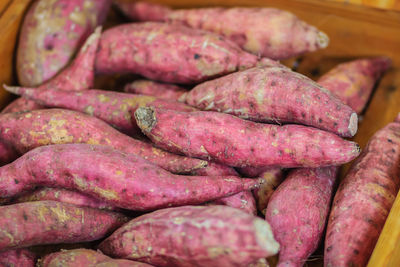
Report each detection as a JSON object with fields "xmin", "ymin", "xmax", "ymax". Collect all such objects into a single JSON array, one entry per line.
[
  {"xmin": 183, "ymin": 65, "xmax": 358, "ymax": 138},
  {"xmin": 266, "ymin": 167, "xmax": 338, "ymax": 267},
  {"xmin": 99, "ymin": 205, "xmax": 279, "ymax": 267},
  {"xmin": 95, "ymin": 22, "xmax": 280, "ymax": 84},
  {"xmin": 4, "ymin": 87, "xmax": 196, "ymax": 136},
  {"xmin": 324, "ymin": 121, "xmax": 400, "ymax": 267},
  {"xmin": 17, "ymin": 0, "xmax": 110, "ymax": 87},
  {"xmin": 124, "ymin": 79, "xmax": 188, "ymax": 101},
  {"xmin": 41, "ymin": 249, "xmax": 153, "ymax": 267},
  {"xmin": 0, "ymin": 249, "xmax": 36, "ymax": 267},
  {"xmin": 0, "ymin": 200, "xmax": 128, "ymax": 251},
  {"xmin": 0, "ymin": 144, "xmax": 260, "ymax": 211},
  {"xmin": 114, "ymin": 1, "xmax": 329, "ymax": 60},
  {"xmin": 0, "ymin": 108, "xmax": 207, "ymax": 174},
  {"xmin": 134, "ymin": 107, "xmax": 361, "ymax": 168},
  {"xmin": 318, "ymin": 57, "xmax": 391, "ymax": 114}
]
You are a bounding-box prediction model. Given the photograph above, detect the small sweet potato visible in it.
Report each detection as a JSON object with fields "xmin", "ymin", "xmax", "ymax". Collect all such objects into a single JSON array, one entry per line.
[
  {"xmin": 17, "ymin": 0, "xmax": 110, "ymax": 86},
  {"xmin": 114, "ymin": 1, "xmax": 329, "ymax": 60},
  {"xmin": 0, "ymin": 249, "xmax": 36, "ymax": 267},
  {"xmin": 5, "ymin": 87, "xmax": 196, "ymax": 136},
  {"xmin": 324, "ymin": 121, "xmax": 400, "ymax": 267},
  {"xmin": 189, "ymin": 161, "xmax": 238, "ymax": 176},
  {"xmin": 40, "ymin": 248, "xmax": 152, "ymax": 267},
  {"xmin": 13, "ymin": 188, "xmax": 115, "ymax": 210},
  {"xmin": 0, "ymin": 144, "xmax": 261, "ymax": 210},
  {"xmin": 99, "ymin": 205, "xmax": 279, "ymax": 267},
  {"xmin": 266, "ymin": 167, "xmax": 338, "ymax": 267},
  {"xmin": 0, "ymin": 200, "xmax": 128, "ymax": 251},
  {"xmin": 95, "ymin": 22, "xmax": 280, "ymax": 84},
  {"xmin": 253, "ymin": 168, "xmax": 284, "ymax": 215},
  {"xmin": 318, "ymin": 57, "xmax": 391, "ymax": 114},
  {"xmin": 124, "ymin": 80, "xmax": 187, "ymax": 101},
  {"xmin": 0, "ymin": 108, "xmax": 207, "ymax": 174},
  {"xmin": 134, "ymin": 107, "xmax": 361, "ymax": 168},
  {"xmin": 183, "ymin": 65, "xmax": 358, "ymax": 137},
  {"xmin": 210, "ymin": 190, "xmax": 257, "ymax": 215},
  {"xmin": 238, "ymin": 166, "xmax": 279, "ymax": 178}
]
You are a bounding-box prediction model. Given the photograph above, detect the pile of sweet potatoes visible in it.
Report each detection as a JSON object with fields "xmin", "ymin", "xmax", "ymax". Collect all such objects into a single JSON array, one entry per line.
[{"xmin": 0, "ymin": 0, "xmax": 397, "ymax": 266}]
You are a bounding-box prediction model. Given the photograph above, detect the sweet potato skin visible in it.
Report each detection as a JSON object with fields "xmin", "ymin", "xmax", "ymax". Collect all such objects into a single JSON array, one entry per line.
[
  {"xmin": 0, "ymin": 108, "xmax": 207, "ymax": 174},
  {"xmin": 1, "ymin": 98, "xmax": 43, "ymax": 114},
  {"xmin": 0, "ymin": 142, "xmax": 18, "ymax": 166},
  {"xmin": 0, "ymin": 144, "xmax": 260, "ymax": 211},
  {"xmin": 0, "ymin": 200, "xmax": 128, "ymax": 251},
  {"xmin": 115, "ymin": 2, "xmax": 328, "ymax": 60},
  {"xmin": 124, "ymin": 80, "xmax": 187, "ymax": 101},
  {"xmin": 99, "ymin": 205, "xmax": 279, "ymax": 267},
  {"xmin": 210, "ymin": 190, "xmax": 257, "ymax": 215},
  {"xmin": 95, "ymin": 22, "xmax": 264, "ymax": 84},
  {"xmin": 324, "ymin": 121, "xmax": 400, "ymax": 267},
  {"xmin": 183, "ymin": 65, "xmax": 358, "ymax": 137},
  {"xmin": 17, "ymin": 0, "xmax": 110, "ymax": 87},
  {"xmin": 0, "ymin": 249, "xmax": 36, "ymax": 267},
  {"xmin": 318, "ymin": 57, "xmax": 391, "ymax": 114},
  {"xmin": 13, "ymin": 188, "xmax": 115, "ymax": 210},
  {"xmin": 134, "ymin": 107, "xmax": 361, "ymax": 168},
  {"xmin": 40, "ymin": 249, "xmax": 152, "ymax": 267},
  {"xmin": 266, "ymin": 167, "xmax": 338, "ymax": 267}
]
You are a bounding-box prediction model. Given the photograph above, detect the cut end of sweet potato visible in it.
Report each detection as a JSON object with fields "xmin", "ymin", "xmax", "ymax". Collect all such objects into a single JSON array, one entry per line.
[
  {"xmin": 254, "ymin": 219, "xmax": 280, "ymax": 256},
  {"xmin": 348, "ymin": 112, "xmax": 358, "ymax": 136},
  {"xmin": 317, "ymin": 31, "xmax": 330, "ymax": 49},
  {"xmin": 135, "ymin": 107, "xmax": 157, "ymax": 132}
]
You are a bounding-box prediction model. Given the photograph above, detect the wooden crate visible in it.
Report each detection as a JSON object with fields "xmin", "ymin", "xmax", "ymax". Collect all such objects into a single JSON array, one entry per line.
[{"xmin": 0, "ymin": 0, "xmax": 399, "ymax": 266}]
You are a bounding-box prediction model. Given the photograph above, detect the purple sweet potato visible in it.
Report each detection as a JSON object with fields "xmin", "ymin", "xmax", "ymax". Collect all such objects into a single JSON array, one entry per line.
[
  {"xmin": 0, "ymin": 200, "xmax": 128, "ymax": 251},
  {"xmin": 324, "ymin": 121, "xmax": 400, "ymax": 267},
  {"xmin": 95, "ymin": 22, "xmax": 281, "ymax": 84},
  {"xmin": 115, "ymin": 1, "xmax": 329, "ymax": 60},
  {"xmin": 17, "ymin": 0, "xmax": 110, "ymax": 86},
  {"xmin": 0, "ymin": 144, "xmax": 261, "ymax": 211},
  {"xmin": 1, "ymin": 97, "xmax": 43, "ymax": 114},
  {"xmin": 0, "ymin": 108, "xmax": 207, "ymax": 174},
  {"xmin": 40, "ymin": 248, "xmax": 152, "ymax": 267},
  {"xmin": 210, "ymin": 190, "xmax": 257, "ymax": 215},
  {"xmin": 5, "ymin": 87, "xmax": 196, "ymax": 136},
  {"xmin": 253, "ymin": 168, "xmax": 284, "ymax": 215},
  {"xmin": 318, "ymin": 57, "xmax": 391, "ymax": 114},
  {"xmin": 0, "ymin": 142, "xmax": 17, "ymax": 166},
  {"xmin": 13, "ymin": 188, "xmax": 115, "ymax": 210},
  {"xmin": 266, "ymin": 167, "xmax": 338, "ymax": 267},
  {"xmin": 0, "ymin": 249, "xmax": 36, "ymax": 267},
  {"xmin": 182, "ymin": 65, "xmax": 358, "ymax": 137},
  {"xmin": 124, "ymin": 80, "xmax": 187, "ymax": 101},
  {"xmin": 99, "ymin": 205, "xmax": 279, "ymax": 267},
  {"xmin": 134, "ymin": 107, "xmax": 361, "ymax": 168},
  {"xmin": 238, "ymin": 166, "xmax": 279, "ymax": 178},
  {"xmin": 189, "ymin": 161, "xmax": 238, "ymax": 176}
]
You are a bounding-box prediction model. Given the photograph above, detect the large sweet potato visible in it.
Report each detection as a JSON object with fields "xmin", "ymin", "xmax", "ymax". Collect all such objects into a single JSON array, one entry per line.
[
  {"xmin": 266, "ymin": 167, "xmax": 338, "ymax": 267},
  {"xmin": 95, "ymin": 22, "xmax": 280, "ymax": 84},
  {"xmin": 17, "ymin": 0, "xmax": 110, "ymax": 86},
  {"xmin": 40, "ymin": 248, "xmax": 152, "ymax": 267},
  {"xmin": 0, "ymin": 108, "xmax": 207, "ymax": 174},
  {"xmin": 182, "ymin": 65, "xmax": 358, "ymax": 137},
  {"xmin": 0, "ymin": 200, "xmax": 128, "ymax": 251},
  {"xmin": 99, "ymin": 205, "xmax": 279, "ymax": 267},
  {"xmin": 324, "ymin": 121, "xmax": 400, "ymax": 267},
  {"xmin": 134, "ymin": 107, "xmax": 360, "ymax": 168},
  {"xmin": 124, "ymin": 80, "xmax": 187, "ymax": 101},
  {"xmin": 0, "ymin": 144, "xmax": 261, "ymax": 211},
  {"xmin": 318, "ymin": 57, "xmax": 391, "ymax": 114},
  {"xmin": 0, "ymin": 249, "xmax": 36, "ymax": 267},
  {"xmin": 115, "ymin": 1, "xmax": 329, "ymax": 60}
]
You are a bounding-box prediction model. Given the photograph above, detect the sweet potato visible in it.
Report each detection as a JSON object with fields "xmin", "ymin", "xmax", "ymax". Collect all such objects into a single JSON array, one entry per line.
[
  {"xmin": 4, "ymin": 87, "xmax": 196, "ymax": 136},
  {"xmin": 253, "ymin": 168, "xmax": 285, "ymax": 215},
  {"xmin": 0, "ymin": 200, "xmax": 128, "ymax": 251},
  {"xmin": 189, "ymin": 161, "xmax": 238, "ymax": 176},
  {"xmin": 134, "ymin": 107, "xmax": 361, "ymax": 168},
  {"xmin": 99, "ymin": 205, "xmax": 279, "ymax": 267},
  {"xmin": 238, "ymin": 166, "xmax": 279, "ymax": 178},
  {"xmin": 0, "ymin": 249, "xmax": 36, "ymax": 267},
  {"xmin": 40, "ymin": 249, "xmax": 152, "ymax": 267},
  {"xmin": 318, "ymin": 57, "xmax": 391, "ymax": 114},
  {"xmin": 266, "ymin": 167, "xmax": 338, "ymax": 267},
  {"xmin": 1, "ymin": 98, "xmax": 42, "ymax": 114},
  {"xmin": 0, "ymin": 142, "xmax": 17, "ymax": 166},
  {"xmin": 114, "ymin": 1, "xmax": 329, "ymax": 60},
  {"xmin": 248, "ymin": 258, "xmax": 270, "ymax": 267},
  {"xmin": 210, "ymin": 190, "xmax": 257, "ymax": 215},
  {"xmin": 182, "ymin": 65, "xmax": 358, "ymax": 137},
  {"xmin": 0, "ymin": 144, "xmax": 261, "ymax": 210},
  {"xmin": 324, "ymin": 121, "xmax": 400, "ymax": 267},
  {"xmin": 124, "ymin": 80, "xmax": 187, "ymax": 101},
  {"xmin": 13, "ymin": 188, "xmax": 115, "ymax": 210},
  {"xmin": 17, "ymin": 0, "xmax": 110, "ymax": 86},
  {"xmin": 95, "ymin": 22, "xmax": 280, "ymax": 84},
  {"xmin": 0, "ymin": 108, "xmax": 207, "ymax": 174}
]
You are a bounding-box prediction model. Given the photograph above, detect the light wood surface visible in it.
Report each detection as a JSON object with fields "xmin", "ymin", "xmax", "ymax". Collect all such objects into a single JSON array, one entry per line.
[{"xmin": 327, "ymin": 0, "xmax": 400, "ymax": 11}]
